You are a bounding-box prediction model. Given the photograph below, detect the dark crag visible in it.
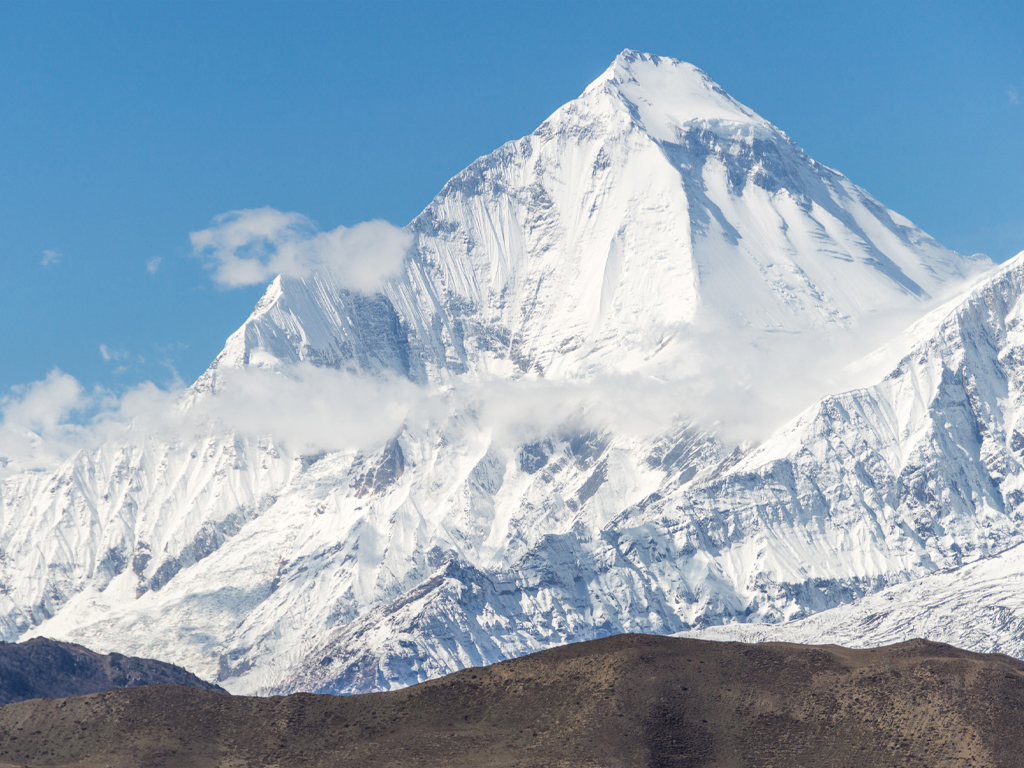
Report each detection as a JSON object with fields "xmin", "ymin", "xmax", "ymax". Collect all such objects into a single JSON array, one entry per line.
[
  {"xmin": 1, "ymin": 634, "xmax": 1022, "ymax": 767},
  {"xmin": 0, "ymin": 637, "xmax": 223, "ymax": 706}
]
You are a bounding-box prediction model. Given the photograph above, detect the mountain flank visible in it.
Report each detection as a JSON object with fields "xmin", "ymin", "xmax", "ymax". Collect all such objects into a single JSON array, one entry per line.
[
  {"xmin": 1, "ymin": 634, "xmax": 1022, "ymax": 767},
  {"xmin": 0, "ymin": 637, "xmax": 223, "ymax": 705}
]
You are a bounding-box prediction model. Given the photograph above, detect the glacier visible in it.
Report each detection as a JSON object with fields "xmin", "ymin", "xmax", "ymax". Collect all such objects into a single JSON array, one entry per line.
[{"xmin": 1, "ymin": 50, "xmax": 1013, "ymax": 694}]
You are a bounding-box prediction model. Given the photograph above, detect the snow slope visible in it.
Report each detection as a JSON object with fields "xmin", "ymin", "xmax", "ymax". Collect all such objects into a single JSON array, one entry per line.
[
  {"xmin": 684, "ymin": 540, "xmax": 1024, "ymax": 660},
  {"xmin": 0, "ymin": 51, "xmax": 1001, "ymax": 694}
]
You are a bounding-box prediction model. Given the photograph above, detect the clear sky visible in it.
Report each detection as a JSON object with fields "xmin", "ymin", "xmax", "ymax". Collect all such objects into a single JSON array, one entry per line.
[{"xmin": 1, "ymin": 1, "xmax": 1022, "ymax": 395}]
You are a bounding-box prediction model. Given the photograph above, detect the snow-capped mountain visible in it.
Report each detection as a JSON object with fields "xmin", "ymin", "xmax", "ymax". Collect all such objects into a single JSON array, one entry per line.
[
  {"xmin": 214, "ymin": 52, "xmax": 979, "ymax": 381},
  {"xmin": 0, "ymin": 51, "xmax": 1002, "ymax": 694}
]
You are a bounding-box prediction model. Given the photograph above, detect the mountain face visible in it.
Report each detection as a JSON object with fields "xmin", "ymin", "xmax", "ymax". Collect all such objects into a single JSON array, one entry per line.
[
  {"xmin": 677, "ymin": 250, "xmax": 1024, "ymax": 655},
  {"xmin": 209, "ymin": 51, "xmax": 979, "ymax": 388},
  {"xmin": 0, "ymin": 50, "xmax": 1004, "ymax": 695},
  {"xmin": 687, "ymin": 535, "xmax": 1024, "ymax": 660}
]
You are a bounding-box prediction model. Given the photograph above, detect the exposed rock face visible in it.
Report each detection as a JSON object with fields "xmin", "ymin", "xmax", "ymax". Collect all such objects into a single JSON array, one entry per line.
[
  {"xmin": 0, "ymin": 637, "xmax": 223, "ymax": 705},
  {"xmin": 0, "ymin": 50, "xmax": 1004, "ymax": 695}
]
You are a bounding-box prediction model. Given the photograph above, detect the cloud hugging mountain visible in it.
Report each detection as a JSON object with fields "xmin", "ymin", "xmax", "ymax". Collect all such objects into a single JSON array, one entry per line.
[{"xmin": 3, "ymin": 50, "xmax": 1018, "ymax": 695}]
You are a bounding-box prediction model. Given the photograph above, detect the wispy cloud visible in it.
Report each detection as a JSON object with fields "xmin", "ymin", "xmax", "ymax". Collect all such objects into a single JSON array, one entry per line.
[
  {"xmin": 146, "ymin": 256, "xmax": 162, "ymax": 274},
  {"xmin": 1008, "ymin": 86, "xmax": 1020, "ymax": 106},
  {"xmin": 190, "ymin": 208, "xmax": 411, "ymax": 292},
  {"xmin": 0, "ymin": 335, "xmax": 883, "ymax": 481},
  {"xmin": 197, "ymin": 365, "xmax": 419, "ymax": 453},
  {"xmin": 99, "ymin": 344, "xmax": 130, "ymax": 362},
  {"xmin": 0, "ymin": 254, "xmax": 978, "ymax": 481},
  {"xmin": 0, "ymin": 365, "xmax": 416, "ymax": 478},
  {"xmin": 40, "ymin": 249, "xmax": 61, "ymax": 267}
]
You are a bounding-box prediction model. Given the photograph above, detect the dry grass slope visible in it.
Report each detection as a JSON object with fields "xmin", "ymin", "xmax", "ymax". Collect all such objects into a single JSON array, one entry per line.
[{"xmin": 1, "ymin": 634, "xmax": 1022, "ymax": 767}]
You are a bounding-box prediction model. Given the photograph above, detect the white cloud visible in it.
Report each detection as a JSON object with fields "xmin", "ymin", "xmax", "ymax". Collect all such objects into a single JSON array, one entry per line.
[
  {"xmin": 0, "ymin": 364, "xmax": 419, "ymax": 478},
  {"xmin": 146, "ymin": 256, "xmax": 163, "ymax": 274},
  {"xmin": 41, "ymin": 249, "xmax": 61, "ymax": 266},
  {"xmin": 0, "ymin": 370, "xmax": 98, "ymax": 474},
  {"xmin": 2, "ymin": 371, "xmax": 86, "ymax": 437},
  {"xmin": 1009, "ymin": 86, "xmax": 1021, "ymax": 106},
  {"xmin": 0, "ymin": 361, "xmax": 671, "ymax": 480},
  {"xmin": 196, "ymin": 365, "xmax": 419, "ymax": 453},
  {"xmin": 99, "ymin": 344, "xmax": 130, "ymax": 362},
  {"xmin": 190, "ymin": 208, "xmax": 412, "ymax": 292}
]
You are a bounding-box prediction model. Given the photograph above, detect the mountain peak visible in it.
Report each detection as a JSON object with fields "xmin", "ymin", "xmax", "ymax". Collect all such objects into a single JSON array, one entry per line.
[
  {"xmin": 584, "ymin": 50, "xmax": 766, "ymax": 141},
  {"xmin": 208, "ymin": 51, "xmax": 986, "ymax": 387}
]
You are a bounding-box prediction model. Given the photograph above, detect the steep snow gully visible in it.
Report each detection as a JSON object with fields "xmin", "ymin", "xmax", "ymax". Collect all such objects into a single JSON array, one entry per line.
[{"xmin": 3, "ymin": 51, "xmax": 1018, "ymax": 694}]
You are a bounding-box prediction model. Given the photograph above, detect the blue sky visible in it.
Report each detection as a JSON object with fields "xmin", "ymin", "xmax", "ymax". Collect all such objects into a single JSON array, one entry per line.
[{"xmin": 1, "ymin": 1, "xmax": 1022, "ymax": 395}]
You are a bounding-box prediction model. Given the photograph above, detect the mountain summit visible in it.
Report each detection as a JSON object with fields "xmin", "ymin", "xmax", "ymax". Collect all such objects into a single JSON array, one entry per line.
[
  {"xmin": 211, "ymin": 50, "xmax": 986, "ymax": 389},
  {"xmin": 1, "ymin": 53, "xmax": 1004, "ymax": 696},
  {"xmin": 587, "ymin": 50, "xmax": 768, "ymax": 135}
]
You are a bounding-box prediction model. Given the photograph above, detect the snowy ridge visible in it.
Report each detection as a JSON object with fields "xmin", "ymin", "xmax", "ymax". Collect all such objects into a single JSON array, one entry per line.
[
  {"xmin": 684, "ymin": 540, "xmax": 1024, "ymax": 659},
  {"xmin": 683, "ymin": 253, "xmax": 1024, "ymax": 657},
  {"xmin": 0, "ymin": 431, "xmax": 291, "ymax": 639},
  {"xmin": 0, "ymin": 51, "xmax": 1005, "ymax": 694}
]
